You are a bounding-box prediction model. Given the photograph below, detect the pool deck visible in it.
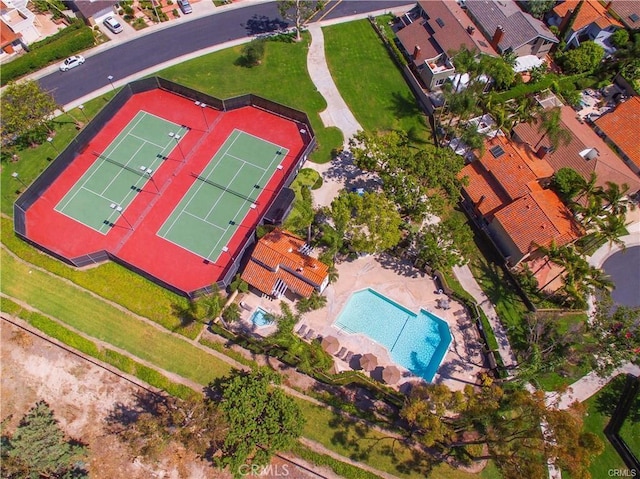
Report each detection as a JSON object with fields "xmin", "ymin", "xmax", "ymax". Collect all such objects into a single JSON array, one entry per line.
[{"xmin": 235, "ymin": 254, "xmax": 487, "ymax": 391}]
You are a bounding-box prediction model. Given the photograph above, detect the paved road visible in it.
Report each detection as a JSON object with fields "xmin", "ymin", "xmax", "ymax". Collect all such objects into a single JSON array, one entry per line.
[{"xmin": 38, "ymin": 0, "xmax": 412, "ymax": 105}]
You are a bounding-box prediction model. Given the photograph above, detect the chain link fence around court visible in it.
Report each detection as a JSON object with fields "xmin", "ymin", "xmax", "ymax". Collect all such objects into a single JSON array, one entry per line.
[{"xmin": 14, "ymin": 77, "xmax": 316, "ymax": 297}]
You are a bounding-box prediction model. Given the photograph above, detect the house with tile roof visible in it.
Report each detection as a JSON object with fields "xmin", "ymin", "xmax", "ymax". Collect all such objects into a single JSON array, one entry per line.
[
  {"xmin": 593, "ymin": 97, "xmax": 640, "ymax": 176},
  {"xmin": 0, "ymin": 18, "xmax": 22, "ymax": 56},
  {"xmin": 607, "ymin": 0, "xmax": 640, "ymax": 31},
  {"xmin": 395, "ymin": 0, "xmax": 497, "ymax": 90},
  {"xmin": 465, "ymin": 0, "xmax": 558, "ymax": 58},
  {"xmin": 241, "ymin": 229, "xmax": 329, "ymax": 299},
  {"xmin": 459, "ymin": 135, "xmax": 581, "ymax": 266},
  {"xmin": 512, "ymin": 104, "xmax": 640, "ymax": 194},
  {"xmin": 0, "ymin": 0, "xmax": 39, "ymax": 45},
  {"xmin": 549, "ymin": 0, "xmax": 622, "ymax": 54}
]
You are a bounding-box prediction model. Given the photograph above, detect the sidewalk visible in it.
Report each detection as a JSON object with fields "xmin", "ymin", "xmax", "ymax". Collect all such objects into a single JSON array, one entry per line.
[{"xmin": 452, "ymin": 264, "xmax": 518, "ymax": 369}]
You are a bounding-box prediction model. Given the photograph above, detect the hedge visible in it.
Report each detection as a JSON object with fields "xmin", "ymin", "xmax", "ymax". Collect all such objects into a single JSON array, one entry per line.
[{"xmin": 1, "ymin": 25, "xmax": 95, "ymax": 85}]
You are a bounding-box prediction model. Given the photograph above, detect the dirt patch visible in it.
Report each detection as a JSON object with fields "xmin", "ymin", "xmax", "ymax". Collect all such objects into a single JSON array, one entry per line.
[{"xmin": 0, "ymin": 319, "xmax": 225, "ymax": 479}]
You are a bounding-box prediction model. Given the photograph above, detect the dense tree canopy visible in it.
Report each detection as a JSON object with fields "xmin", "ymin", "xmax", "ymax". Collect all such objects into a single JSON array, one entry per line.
[
  {"xmin": 1, "ymin": 80, "xmax": 59, "ymax": 147},
  {"xmin": 416, "ymin": 213, "xmax": 475, "ymax": 270},
  {"xmin": 552, "ymin": 167, "xmax": 586, "ymax": 200},
  {"xmin": 214, "ymin": 368, "xmax": 304, "ymax": 472},
  {"xmin": 521, "ymin": 0, "xmax": 556, "ymax": 19},
  {"xmin": 1, "ymin": 400, "xmax": 88, "ymax": 478},
  {"xmin": 330, "ymin": 191, "xmax": 403, "ymax": 254},
  {"xmin": 558, "ymin": 41, "xmax": 605, "ymax": 74}
]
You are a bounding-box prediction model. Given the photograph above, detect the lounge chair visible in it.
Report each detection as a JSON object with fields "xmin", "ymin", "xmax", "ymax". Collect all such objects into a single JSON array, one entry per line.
[
  {"xmin": 335, "ymin": 346, "xmax": 347, "ymax": 358},
  {"xmin": 343, "ymin": 351, "xmax": 354, "ymax": 363},
  {"xmin": 304, "ymin": 329, "xmax": 316, "ymax": 340},
  {"xmin": 297, "ymin": 324, "xmax": 308, "ymax": 336}
]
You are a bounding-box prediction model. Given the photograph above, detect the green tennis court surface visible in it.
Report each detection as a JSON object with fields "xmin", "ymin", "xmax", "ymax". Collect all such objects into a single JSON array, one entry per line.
[
  {"xmin": 55, "ymin": 111, "xmax": 187, "ymax": 234},
  {"xmin": 157, "ymin": 129, "xmax": 288, "ymax": 261}
]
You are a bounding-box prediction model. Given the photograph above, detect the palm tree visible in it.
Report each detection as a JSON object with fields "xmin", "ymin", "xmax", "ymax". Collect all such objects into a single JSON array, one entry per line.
[
  {"xmin": 599, "ymin": 181, "xmax": 632, "ymax": 217},
  {"xmin": 534, "ymin": 107, "xmax": 571, "ymax": 151},
  {"xmin": 583, "ymin": 212, "xmax": 628, "ymax": 252}
]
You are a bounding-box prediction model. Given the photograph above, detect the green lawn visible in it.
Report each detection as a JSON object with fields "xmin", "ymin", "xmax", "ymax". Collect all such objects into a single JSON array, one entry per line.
[
  {"xmin": 283, "ymin": 167, "xmax": 321, "ymax": 233},
  {"xmin": 295, "ymin": 398, "xmax": 497, "ymax": 479},
  {"xmin": 582, "ymin": 375, "xmax": 628, "ymax": 478},
  {"xmin": 323, "ymin": 19, "xmax": 430, "ymax": 143},
  {"xmin": 1, "ymin": 217, "xmax": 197, "ymax": 338},
  {"xmin": 0, "ymin": 248, "xmax": 231, "ymax": 384},
  {"xmin": 157, "ymin": 35, "xmax": 342, "ymax": 163}
]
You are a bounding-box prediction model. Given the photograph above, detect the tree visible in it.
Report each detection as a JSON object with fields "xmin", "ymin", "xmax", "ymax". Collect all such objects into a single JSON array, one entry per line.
[
  {"xmin": 534, "ymin": 107, "xmax": 571, "ymax": 151},
  {"xmin": 240, "ymin": 39, "xmax": 266, "ymax": 67},
  {"xmin": 416, "ymin": 213, "xmax": 474, "ymax": 270},
  {"xmin": 329, "ymin": 191, "xmax": 402, "ymax": 254},
  {"xmin": 589, "ymin": 297, "xmax": 640, "ymax": 375},
  {"xmin": 522, "ymin": 0, "xmax": 555, "ymax": 19},
  {"xmin": 599, "ymin": 181, "xmax": 632, "ymax": 217},
  {"xmin": 558, "ymin": 41, "xmax": 605, "ymax": 74},
  {"xmin": 277, "ymin": 0, "xmax": 324, "ymax": 42},
  {"xmin": 197, "ymin": 284, "xmax": 225, "ymax": 322},
  {"xmin": 611, "ymin": 29, "xmax": 629, "ymax": 49},
  {"xmin": 1, "ymin": 80, "xmax": 59, "ymax": 147},
  {"xmin": 296, "ymin": 290, "xmax": 327, "ymax": 314},
  {"xmin": 480, "ymin": 55, "xmax": 515, "ymax": 91},
  {"xmin": 213, "ymin": 368, "xmax": 304, "ymax": 472},
  {"xmin": 1, "ymin": 400, "xmax": 88, "ymax": 478},
  {"xmin": 222, "ymin": 302, "xmax": 241, "ymax": 323},
  {"xmin": 552, "ymin": 167, "xmax": 586, "ymax": 200}
]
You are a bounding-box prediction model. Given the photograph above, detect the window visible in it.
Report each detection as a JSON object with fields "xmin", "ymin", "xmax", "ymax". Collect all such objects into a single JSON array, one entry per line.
[
  {"xmin": 435, "ymin": 78, "xmax": 446, "ymax": 86},
  {"xmin": 489, "ymin": 145, "xmax": 505, "ymax": 158}
]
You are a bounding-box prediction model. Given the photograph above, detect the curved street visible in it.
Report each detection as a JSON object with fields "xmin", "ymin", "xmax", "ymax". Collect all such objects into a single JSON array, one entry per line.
[{"xmin": 36, "ymin": 0, "xmax": 413, "ymax": 105}]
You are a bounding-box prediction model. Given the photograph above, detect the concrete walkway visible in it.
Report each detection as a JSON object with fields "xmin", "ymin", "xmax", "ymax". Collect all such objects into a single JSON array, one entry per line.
[
  {"xmin": 452, "ymin": 264, "xmax": 518, "ymax": 369},
  {"xmin": 306, "ymin": 23, "xmax": 362, "ymax": 146},
  {"xmin": 546, "ymin": 362, "xmax": 640, "ymax": 410}
]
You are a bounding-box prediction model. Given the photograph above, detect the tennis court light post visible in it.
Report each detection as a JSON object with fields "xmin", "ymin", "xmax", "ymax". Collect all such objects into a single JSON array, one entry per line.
[
  {"xmin": 107, "ymin": 75, "xmax": 116, "ymax": 92},
  {"xmin": 110, "ymin": 203, "xmax": 133, "ymax": 230},
  {"xmin": 78, "ymin": 104, "xmax": 88, "ymax": 122},
  {"xmin": 194, "ymin": 101, "xmax": 209, "ymax": 129},
  {"xmin": 11, "ymin": 172, "xmax": 27, "ymax": 189},
  {"xmin": 169, "ymin": 132, "xmax": 186, "ymax": 162},
  {"xmin": 46, "ymin": 137, "xmax": 60, "ymax": 155}
]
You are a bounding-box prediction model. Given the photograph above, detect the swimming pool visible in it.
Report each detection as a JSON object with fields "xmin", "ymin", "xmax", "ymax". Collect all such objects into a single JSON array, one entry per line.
[
  {"xmin": 334, "ymin": 289, "xmax": 451, "ymax": 382},
  {"xmin": 250, "ymin": 307, "xmax": 272, "ymax": 328}
]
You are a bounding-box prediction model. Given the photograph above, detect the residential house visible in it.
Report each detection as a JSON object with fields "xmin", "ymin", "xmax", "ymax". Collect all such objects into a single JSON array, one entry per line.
[
  {"xmin": 512, "ymin": 103, "xmax": 640, "ymax": 193},
  {"xmin": 549, "ymin": 0, "xmax": 622, "ymax": 54},
  {"xmin": 465, "ymin": 0, "xmax": 558, "ymax": 58},
  {"xmin": 66, "ymin": 0, "xmax": 117, "ymax": 26},
  {"xmin": 459, "ymin": 135, "xmax": 581, "ymax": 266},
  {"xmin": 0, "ymin": 19, "xmax": 22, "ymax": 56},
  {"xmin": 593, "ymin": 97, "xmax": 640, "ymax": 176},
  {"xmin": 396, "ymin": 0, "xmax": 497, "ymax": 90},
  {"xmin": 0, "ymin": 0, "xmax": 39, "ymax": 45},
  {"xmin": 607, "ymin": 0, "xmax": 640, "ymax": 30},
  {"xmin": 241, "ymin": 229, "xmax": 329, "ymax": 299}
]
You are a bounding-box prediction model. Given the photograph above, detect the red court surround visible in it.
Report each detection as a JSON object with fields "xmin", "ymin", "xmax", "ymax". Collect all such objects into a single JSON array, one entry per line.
[{"xmin": 24, "ymin": 89, "xmax": 307, "ymax": 295}]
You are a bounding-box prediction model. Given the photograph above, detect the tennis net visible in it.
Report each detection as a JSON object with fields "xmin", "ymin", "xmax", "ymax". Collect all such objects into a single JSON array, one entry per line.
[
  {"xmin": 190, "ymin": 172, "xmax": 258, "ymax": 204},
  {"xmin": 93, "ymin": 151, "xmax": 147, "ymax": 178}
]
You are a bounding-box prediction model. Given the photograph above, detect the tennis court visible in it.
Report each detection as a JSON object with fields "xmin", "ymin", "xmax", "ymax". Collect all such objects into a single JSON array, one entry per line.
[
  {"xmin": 157, "ymin": 129, "xmax": 288, "ymax": 261},
  {"xmin": 55, "ymin": 111, "xmax": 188, "ymax": 234}
]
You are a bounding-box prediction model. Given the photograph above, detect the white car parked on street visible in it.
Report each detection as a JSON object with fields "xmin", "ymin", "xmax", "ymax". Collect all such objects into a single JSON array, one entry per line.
[{"xmin": 59, "ymin": 55, "xmax": 85, "ymax": 72}]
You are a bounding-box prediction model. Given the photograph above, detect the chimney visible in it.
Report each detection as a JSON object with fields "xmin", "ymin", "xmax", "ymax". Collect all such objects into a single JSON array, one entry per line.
[
  {"xmin": 491, "ymin": 25, "xmax": 505, "ymax": 50},
  {"xmin": 413, "ymin": 45, "xmax": 421, "ymax": 60},
  {"xmin": 536, "ymin": 145, "xmax": 548, "ymax": 159}
]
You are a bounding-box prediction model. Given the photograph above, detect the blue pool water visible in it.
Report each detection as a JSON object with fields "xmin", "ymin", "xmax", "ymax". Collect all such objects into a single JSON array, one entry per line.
[
  {"xmin": 334, "ymin": 289, "xmax": 452, "ymax": 382},
  {"xmin": 250, "ymin": 307, "xmax": 272, "ymax": 328}
]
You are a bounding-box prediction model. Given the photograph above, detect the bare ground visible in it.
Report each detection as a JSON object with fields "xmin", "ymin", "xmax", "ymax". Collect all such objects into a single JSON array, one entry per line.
[{"xmin": 0, "ymin": 318, "xmax": 333, "ymax": 479}]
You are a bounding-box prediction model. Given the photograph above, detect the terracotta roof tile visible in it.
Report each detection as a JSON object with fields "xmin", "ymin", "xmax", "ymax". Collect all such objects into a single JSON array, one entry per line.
[
  {"xmin": 240, "ymin": 229, "xmax": 328, "ymax": 298},
  {"xmin": 513, "ymin": 105, "xmax": 640, "ymax": 192},
  {"xmin": 459, "ymin": 161, "xmax": 508, "ymax": 218},
  {"xmin": 553, "ymin": 0, "xmax": 622, "ymax": 31},
  {"xmin": 493, "ymin": 187, "xmax": 581, "ymax": 255},
  {"xmin": 608, "ymin": 0, "xmax": 640, "ymax": 29},
  {"xmin": 0, "ymin": 20, "xmax": 20, "ymax": 47},
  {"xmin": 595, "ymin": 97, "xmax": 640, "ymax": 170}
]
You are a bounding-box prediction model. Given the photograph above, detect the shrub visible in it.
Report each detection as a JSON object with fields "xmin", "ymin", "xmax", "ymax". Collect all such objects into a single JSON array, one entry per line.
[
  {"xmin": 222, "ymin": 303, "xmax": 241, "ymax": 323},
  {"xmin": 311, "ymin": 176, "xmax": 323, "ymax": 190},
  {"xmin": 611, "ymin": 29, "xmax": 629, "ymax": 49},
  {"xmin": 241, "ymin": 39, "xmax": 266, "ymax": 67},
  {"xmin": 229, "ymin": 274, "xmax": 249, "ymax": 293}
]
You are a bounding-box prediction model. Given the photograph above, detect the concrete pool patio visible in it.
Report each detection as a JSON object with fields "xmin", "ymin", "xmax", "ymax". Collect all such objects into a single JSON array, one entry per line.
[{"xmin": 236, "ymin": 254, "xmax": 488, "ymax": 392}]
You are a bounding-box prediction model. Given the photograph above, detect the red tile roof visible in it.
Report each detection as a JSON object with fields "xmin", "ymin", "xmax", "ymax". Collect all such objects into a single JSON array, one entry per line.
[
  {"xmin": 553, "ymin": 0, "xmax": 622, "ymax": 32},
  {"xmin": 459, "ymin": 161, "xmax": 508, "ymax": 218},
  {"xmin": 595, "ymin": 97, "xmax": 640, "ymax": 170},
  {"xmin": 240, "ymin": 229, "xmax": 328, "ymax": 298},
  {"xmin": 0, "ymin": 20, "xmax": 20, "ymax": 48},
  {"xmin": 493, "ymin": 185, "xmax": 582, "ymax": 255},
  {"xmin": 514, "ymin": 105, "xmax": 640, "ymax": 192}
]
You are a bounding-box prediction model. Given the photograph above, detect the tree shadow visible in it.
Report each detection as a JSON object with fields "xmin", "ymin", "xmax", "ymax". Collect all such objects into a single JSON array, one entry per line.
[
  {"xmin": 376, "ymin": 253, "xmax": 424, "ymax": 278},
  {"xmin": 389, "ymin": 90, "xmax": 422, "ymax": 119},
  {"xmin": 171, "ymin": 301, "xmax": 198, "ymax": 328},
  {"xmin": 105, "ymin": 389, "xmax": 169, "ymax": 429},
  {"xmin": 243, "ymin": 14, "xmax": 288, "ymax": 36}
]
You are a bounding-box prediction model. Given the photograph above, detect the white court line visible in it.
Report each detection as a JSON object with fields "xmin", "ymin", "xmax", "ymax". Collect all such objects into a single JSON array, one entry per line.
[
  {"xmin": 158, "ymin": 130, "xmax": 242, "ymax": 238},
  {"xmin": 225, "ymin": 152, "xmax": 268, "ymax": 171},
  {"xmin": 128, "ymin": 132, "xmax": 166, "ymax": 150},
  {"xmin": 182, "ymin": 210, "xmax": 227, "ymax": 231},
  {"xmin": 99, "ymin": 141, "xmax": 148, "ymax": 195}
]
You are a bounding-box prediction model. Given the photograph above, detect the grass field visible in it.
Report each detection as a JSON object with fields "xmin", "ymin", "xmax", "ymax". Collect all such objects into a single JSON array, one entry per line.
[
  {"xmin": 323, "ymin": 19, "xmax": 430, "ymax": 143},
  {"xmin": 0, "ymin": 248, "xmax": 231, "ymax": 384},
  {"xmin": 157, "ymin": 34, "xmax": 342, "ymax": 163},
  {"xmin": 1, "ymin": 217, "xmax": 197, "ymax": 338}
]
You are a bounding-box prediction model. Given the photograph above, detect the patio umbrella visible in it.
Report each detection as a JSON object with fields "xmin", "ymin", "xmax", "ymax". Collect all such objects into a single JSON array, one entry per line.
[
  {"xmin": 359, "ymin": 353, "xmax": 378, "ymax": 371},
  {"xmin": 321, "ymin": 335, "xmax": 340, "ymax": 355},
  {"xmin": 382, "ymin": 365, "xmax": 401, "ymax": 384}
]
